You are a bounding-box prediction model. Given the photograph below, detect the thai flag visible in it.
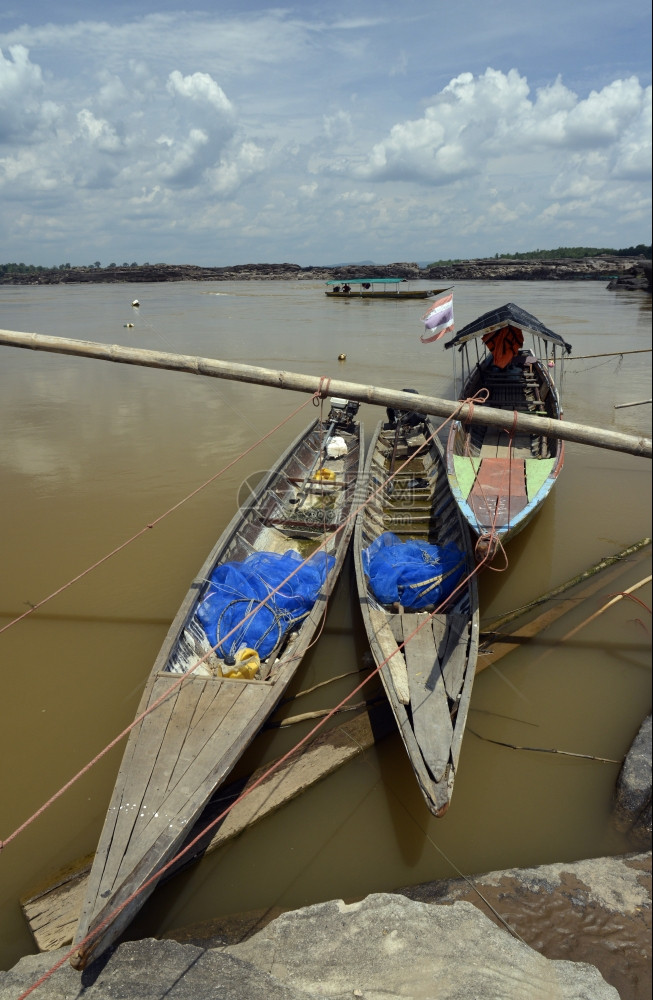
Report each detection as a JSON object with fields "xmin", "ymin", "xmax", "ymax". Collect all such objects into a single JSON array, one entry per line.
[{"xmin": 420, "ymin": 292, "xmax": 454, "ymax": 343}]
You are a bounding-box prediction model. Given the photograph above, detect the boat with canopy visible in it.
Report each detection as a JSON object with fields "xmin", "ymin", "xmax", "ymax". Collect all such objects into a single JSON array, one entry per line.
[
  {"xmin": 443, "ymin": 302, "xmax": 572, "ymax": 558},
  {"xmin": 325, "ymin": 278, "xmax": 447, "ymax": 299}
]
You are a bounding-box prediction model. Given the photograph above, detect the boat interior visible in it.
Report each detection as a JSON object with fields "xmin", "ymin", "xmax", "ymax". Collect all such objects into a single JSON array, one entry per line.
[
  {"xmin": 456, "ymin": 350, "xmax": 559, "ymax": 461},
  {"xmin": 163, "ymin": 404, "xmax": 361, "ymax": 683}
]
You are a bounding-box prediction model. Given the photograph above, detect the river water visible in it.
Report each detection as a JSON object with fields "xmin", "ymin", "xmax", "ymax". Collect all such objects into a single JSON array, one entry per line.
[{"xmin": 0, "ymin": 279, "xmax": 650, "ymax": 971}]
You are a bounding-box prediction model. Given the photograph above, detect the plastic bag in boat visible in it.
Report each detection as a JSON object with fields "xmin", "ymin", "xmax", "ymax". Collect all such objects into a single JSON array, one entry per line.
[
  {"xmin": 362, "ymin": 532, "xmax": 465, "ymax": 610},
  {"xmin": 196, "ymin": 549, "xmax": 335, "ymax": 660}
]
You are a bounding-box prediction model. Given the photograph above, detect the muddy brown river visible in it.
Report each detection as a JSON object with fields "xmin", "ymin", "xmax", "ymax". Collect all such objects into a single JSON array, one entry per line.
[{"xmin": 0, "ymin": 279, "xmax": 650, "ymax": 975}]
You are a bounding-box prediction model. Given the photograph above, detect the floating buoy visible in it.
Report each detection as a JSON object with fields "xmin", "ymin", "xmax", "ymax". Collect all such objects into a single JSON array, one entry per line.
[
  {"xmin": 338, "ymin": 353, "xmax": 346, "ymax": 361},
  {"xmin": 131, "ymin": 299, "xmax": 140, "ymax": 307}
]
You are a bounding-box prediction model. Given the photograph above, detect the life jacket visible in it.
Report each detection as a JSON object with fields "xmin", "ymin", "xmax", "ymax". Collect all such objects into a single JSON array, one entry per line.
[{"xmin": 482, "ymin": 325, "xmax": 524, "ymax": 369}]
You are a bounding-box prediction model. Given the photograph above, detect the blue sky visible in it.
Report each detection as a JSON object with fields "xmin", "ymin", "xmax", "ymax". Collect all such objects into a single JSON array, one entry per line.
[{"xmin": 1, "ymin": 1, "xmax": 651, "ymax": 267}]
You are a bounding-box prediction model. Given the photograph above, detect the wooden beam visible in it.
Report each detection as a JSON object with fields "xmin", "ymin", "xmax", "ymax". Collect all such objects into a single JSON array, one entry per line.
[{"xmin": 1, "ymin": 328, "xmax": 650, "ymax": 458}]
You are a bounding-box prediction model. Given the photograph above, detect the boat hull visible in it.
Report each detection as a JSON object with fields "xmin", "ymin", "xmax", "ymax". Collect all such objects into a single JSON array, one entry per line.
[
  {"xmin": 71, "ymin": 410, "xmax": 364, "ymax": 969},
  {"xmin": 442, "ymin": 303, "xmax": 570, "ymax": 558},
  {"xmin": 326, "ymin": 289, "xmax": 434, "ymax": 299},
  {"xmin": 353, "ymin": 415, "xmax": 479, "ymax": 816},
  {"xmin": 446, "ymin": 359, "xmax": 564, "ymax": 555}
]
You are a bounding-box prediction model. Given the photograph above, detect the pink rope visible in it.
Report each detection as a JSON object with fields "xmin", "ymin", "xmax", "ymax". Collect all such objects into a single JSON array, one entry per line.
[
  {"xmin": 21, "ymin": 532, "xmax": 488, "ymax": 995},
  {"xmin": 11, "ymin": 401, "xmax": 494, "ymax": 995},
  {"xmin": 0, "ymin": 397, "xmax": 313, "ymax": 638}
]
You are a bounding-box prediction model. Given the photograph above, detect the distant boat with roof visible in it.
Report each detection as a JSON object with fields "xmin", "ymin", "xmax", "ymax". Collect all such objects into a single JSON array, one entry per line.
[{"xmin": 325, "ymin": 278, "xmax": 449, "ymax": 299}]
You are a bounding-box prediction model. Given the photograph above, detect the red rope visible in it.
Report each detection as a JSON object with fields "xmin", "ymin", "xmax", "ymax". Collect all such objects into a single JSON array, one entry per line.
[
  {"xmin": 19, "ymin": 531, "xmax": 489, "ymax": 997},
  {"xmin": 313, "ymin": 376, "xmax": 332, "ymax": 403},
  {"xmin": 10, "ymin": 402, "xmax": 492, "ymax": 996}
]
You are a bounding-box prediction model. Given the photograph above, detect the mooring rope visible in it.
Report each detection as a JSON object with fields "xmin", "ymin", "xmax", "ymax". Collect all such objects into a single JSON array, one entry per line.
[
  {"xmin": 17, "ymin": 513, "xmax": 490, "ymax": 997},
  {"xmin": 1, "ymin": 397, "xmax": 473, "ymax": 852},
  {"xmin": 0, "ymin": 395, "xmax": 315, "ymax": 638}
]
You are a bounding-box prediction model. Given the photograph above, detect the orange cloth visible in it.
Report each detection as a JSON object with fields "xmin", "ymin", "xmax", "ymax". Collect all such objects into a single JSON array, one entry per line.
[{"xmin": 482, "ymin": 325, "xmax": 524, "ymax": 369}]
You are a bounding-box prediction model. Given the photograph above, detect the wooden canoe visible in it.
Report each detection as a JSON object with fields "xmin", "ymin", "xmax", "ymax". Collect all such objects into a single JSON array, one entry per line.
[
  {"xmin": 353, "ymin": 405, "xmax": 479, "ymax": 817},
  {"xmin": 70, "ymin": 398, "xmax": 364, "ymax": 970},
  {"xmin": 443, "ymin": 302, "xmax": 572, "ymax": 557}
]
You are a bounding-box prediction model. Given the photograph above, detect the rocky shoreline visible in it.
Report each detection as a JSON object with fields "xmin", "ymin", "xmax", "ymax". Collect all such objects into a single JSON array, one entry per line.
[
  {"xmin": 2, "ymin": 715, "xmax": 650, "ymax": 999},
  {"xmin": 2, "ymin": 256, "xmax": 651, "ymax": 290},
  {"xmin": 1, "ymin": 852, "xmax": 649, "ymax": 999}
]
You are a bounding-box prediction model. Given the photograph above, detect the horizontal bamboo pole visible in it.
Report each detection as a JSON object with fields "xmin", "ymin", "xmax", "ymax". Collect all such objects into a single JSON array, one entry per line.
[
  {"xmin": 1, "ymin": 328, "xmax": 650, "ymax": 458},
  {"xmin": 615, "ymin": 399, "xmax": 652, "ymax": 409}
]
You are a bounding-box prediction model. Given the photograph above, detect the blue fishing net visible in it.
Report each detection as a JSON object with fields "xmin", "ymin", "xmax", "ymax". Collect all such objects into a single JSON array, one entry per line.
[
  {"xmin": 197, "ymin": 549, "xmax": 335, "ymax": 660},
  {"xmin": 362, "ymin": 532, "xmax": 465, "ymax": 610}
]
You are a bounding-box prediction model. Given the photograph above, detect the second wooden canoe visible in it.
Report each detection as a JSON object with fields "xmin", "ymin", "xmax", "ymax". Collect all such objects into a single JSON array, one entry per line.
[{"xmin": 353, "ymin": 405, "xmax": 479, "ymax": 817}]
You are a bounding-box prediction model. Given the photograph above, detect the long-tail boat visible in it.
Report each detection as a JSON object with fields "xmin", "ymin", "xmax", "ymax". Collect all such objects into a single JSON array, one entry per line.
[
  {"xmin": 443, "ymin": 302, "xmax": 572, "ymax": 557},
  {"xmin": 71, "ymin": 397, "xmax": 364, "ymax": 969}
]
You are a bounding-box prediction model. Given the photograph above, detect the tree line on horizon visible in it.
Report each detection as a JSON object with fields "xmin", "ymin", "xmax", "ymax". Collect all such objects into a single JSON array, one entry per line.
[
  {"xmin": 428, "ymin": 244, "xmax": 651, "ymax": 266},
  {"xmin": 1, "ymin": 244, "xmax": 651, "ymax": 276},
  {"xmin": 0, "ymin": 260, "xmax": 149, "ymax": 275}
]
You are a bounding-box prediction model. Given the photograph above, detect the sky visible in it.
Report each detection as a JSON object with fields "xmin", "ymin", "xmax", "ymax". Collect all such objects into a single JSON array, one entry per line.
[{"xmin": 0, "ymin": 1, "xmax": 651, "ymax": 267}]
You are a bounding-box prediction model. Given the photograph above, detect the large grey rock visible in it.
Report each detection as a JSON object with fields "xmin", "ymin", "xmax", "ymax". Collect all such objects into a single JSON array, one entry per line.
[
  {"xmin": 614, "ymin": 715, "xmax": 652, "ymax": 846},
  {"xmin": 0, "ymin": 939, "xmax": 307, "ymax": 1000},
  {"xmin": 0, "ymin": 893, "xmax": 619, "ymax": 1000},
  {"xmin": 4, "ymin": 854, "xmax": 648, "ymax": 999},
  {"xmin": 229, "ymin": 893, "xmax": 619, "ymax": 999},
  {"xmin": 402, "ymin": 852, "xmax": 651, "ymax": 1000}
]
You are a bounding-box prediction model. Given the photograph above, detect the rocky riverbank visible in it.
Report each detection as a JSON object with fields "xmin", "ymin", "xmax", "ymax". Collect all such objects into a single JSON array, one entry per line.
[
  {"xmin": 2, "ymin": 256, "xmax": 651, "ymax": 289},
  {"xmin": 3, "ymin": 715, "xmax": 650, "ymax": 1000},
  {"xmin": 1, "ymin": 852, "xmax": 649, "ymax": 1000}
]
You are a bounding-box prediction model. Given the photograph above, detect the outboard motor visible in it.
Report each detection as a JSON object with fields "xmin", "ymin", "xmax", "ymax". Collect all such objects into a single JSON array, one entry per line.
[
  {"xmin": 386, "ymin": 388, "xmax": 423, "ymax": 429},
  {"xmin": 328, "ymin": 396, "xmax": 360, "ymax": 430}
]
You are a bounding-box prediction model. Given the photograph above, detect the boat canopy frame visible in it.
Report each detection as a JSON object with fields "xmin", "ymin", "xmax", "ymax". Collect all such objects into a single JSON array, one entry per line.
[
  {"xmin": 444, "ymin": 303, "xmax": 572, "ymax": 406},
  {"xmin": 325, "ymin": 277, "xmax": 409, "ymax": 286},
  {"xmin": 444, "ymin": 302, "xmax": 572, "ymax": 353}
]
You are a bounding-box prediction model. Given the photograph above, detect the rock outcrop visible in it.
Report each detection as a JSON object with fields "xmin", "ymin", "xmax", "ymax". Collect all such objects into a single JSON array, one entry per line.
[
  {"xmin": 614, "ymin": 715, "xmax": 653, "ymax": 846},
  {"xmin": 607, "ymin": 260, "xmax": 652, "ymax": 292},
  {"xmin": 1, "ymin": 853, "xmax": 649, "ymax": 1000},
  {"xmin": 2, "ymin": 256, "xmax": 650, "ymax": 287}
]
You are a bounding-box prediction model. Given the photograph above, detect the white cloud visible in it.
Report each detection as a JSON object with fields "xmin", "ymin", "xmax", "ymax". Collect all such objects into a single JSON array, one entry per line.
[
  {"xmin": 76, "ymin": 109, "xmax": 123, "ymax": 152},
  {"xmin": 0, "ymin": 4, "xmax": 650, "ymax": 264},
  {"xmin": 351, "ymin": 69, "xmax": 652, "ymax": 188},
  {"xmin": 0, "ymin": 44, "xmax": 61, "ymax": 141},
  {"xmin": 206, "ymin": 140, "xmax": 265, "ymax": 195},
  {"xmin": 166, "ymin": 70, "xmax": 233, "ymax": 114}
]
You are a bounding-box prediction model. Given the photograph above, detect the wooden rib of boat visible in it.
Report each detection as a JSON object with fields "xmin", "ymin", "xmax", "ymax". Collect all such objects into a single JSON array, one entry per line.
[
  {"xmin": 353, "ymin": 405, "xmax": 479, "ymax": 816},
  {"xmin": 443, "ymin": 302, "xmax": 572, "ymax": 558},
  {"xmin": 325, "ymin": 278, "xmax": 449, "ymax": 300},
  {"xmin": 70, "ymin": 398, "xmax": 364, "ymax": 970}
]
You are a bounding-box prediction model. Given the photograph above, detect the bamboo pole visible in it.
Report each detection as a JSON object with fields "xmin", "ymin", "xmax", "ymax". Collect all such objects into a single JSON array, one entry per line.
[
  {"xmin": 556, "ymin": 575, "xmax": 651, "ymax": 642},
  {"xmin": 615, "ymin": 399, "xmax": 652, "ymax": 409},
  {"xmin": 468, "ymin": 730, "xmax": 621, "ymax": 764},
  {"xmin": 481, "ymin": 538, "xmax": 651, "ymax": 634},
  {"xmin": 476, "ymin": 539, "xmax": 651, "ymax": 674},
  {"xmin": 1, "ymin": 328, "xmax": 651, "ymax": 458}
]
